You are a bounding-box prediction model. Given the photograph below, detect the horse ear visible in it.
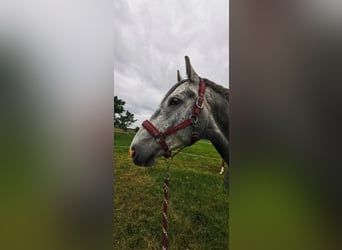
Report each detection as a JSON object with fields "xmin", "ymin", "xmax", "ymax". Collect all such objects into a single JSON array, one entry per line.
[
  {"xmin": 185, "ymin": 56, "xmax": 200, "ymax": 82},
  {"xmin": 177, "ymin": 70, "xmax": 183, "ymax": 82}
]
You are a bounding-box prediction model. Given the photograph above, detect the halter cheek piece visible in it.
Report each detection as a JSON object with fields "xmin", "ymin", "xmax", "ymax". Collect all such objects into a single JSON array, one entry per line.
[{"xmin": 142, "ymin": 78, "xmax": 207, "ymax": 158}]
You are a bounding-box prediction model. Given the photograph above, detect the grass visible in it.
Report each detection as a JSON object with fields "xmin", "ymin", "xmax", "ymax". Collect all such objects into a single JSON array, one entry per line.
[{"xmin": 114, "ymin": 130, "xmax": 229, "ymax": 249}]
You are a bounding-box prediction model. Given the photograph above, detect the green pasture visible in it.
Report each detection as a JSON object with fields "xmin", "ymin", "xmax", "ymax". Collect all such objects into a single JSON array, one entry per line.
[{"xmin": 114, "ymin": 131, "xmax": 229, "ymax": 249}]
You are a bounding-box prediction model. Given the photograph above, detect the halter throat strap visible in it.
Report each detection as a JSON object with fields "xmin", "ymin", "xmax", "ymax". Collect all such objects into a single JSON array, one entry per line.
[{"xmin": 142, "ymin": 78, "xmax": 207, "ymax": 158}]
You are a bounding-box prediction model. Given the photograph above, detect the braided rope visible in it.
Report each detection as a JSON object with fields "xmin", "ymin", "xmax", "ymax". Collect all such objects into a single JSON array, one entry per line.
[
  {"xmin": 162, "ymin": 160, "xmax": 171, "ymax": 250},
  {"xmin": 162, "ymin": 176, "xmax": 169, "ymax": 250}
]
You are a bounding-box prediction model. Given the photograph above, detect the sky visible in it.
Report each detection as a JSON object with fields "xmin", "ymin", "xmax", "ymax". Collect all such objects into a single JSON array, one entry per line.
[{"xmin": 114, "ymin": 0, "xmax": 229, "ymax": 128}]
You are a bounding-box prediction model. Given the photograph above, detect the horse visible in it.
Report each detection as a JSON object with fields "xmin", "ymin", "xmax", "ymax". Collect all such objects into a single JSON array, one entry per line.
[{"xmin": 129, "ymin": 56, "xmax": 229, "ymax": 188}]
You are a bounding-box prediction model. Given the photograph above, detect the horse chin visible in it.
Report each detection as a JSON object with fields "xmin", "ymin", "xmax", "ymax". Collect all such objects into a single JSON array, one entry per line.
[
  {"xmin": 133, "ymin": 152, "xmax": 156, "ymax": 167},
  {"xmin": 142, "ymin": 150, "xmax": 165, "ymax": 166},
  {"xmin": 144, "ymin": 156, "xmax": 156, "ymax": 167},
  {"xmin": 149, "ymin": 148, "xmax": 166, "ymax": 165}
]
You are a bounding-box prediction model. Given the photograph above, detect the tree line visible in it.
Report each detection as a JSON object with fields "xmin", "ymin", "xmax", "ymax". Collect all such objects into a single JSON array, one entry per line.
[{"xmin": 114, "ymin": 96, "xmax": 137, "ymax": 131}]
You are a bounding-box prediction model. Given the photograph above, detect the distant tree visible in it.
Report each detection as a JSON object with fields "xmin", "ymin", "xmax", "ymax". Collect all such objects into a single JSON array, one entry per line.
[
  {"xmin": 114, "ymin": 96, "xmax": 137, "ymax": 130},
  {"xmin": 134, "ymin": 126, "xmax": 140, "ymax": 133},
  {"xmin": 120, "ymin": 110, "xmax": 137, "ymax": 131},
  {"xmin": 114, "ymin": 96, "xmax": 125, "ymax": 114}
]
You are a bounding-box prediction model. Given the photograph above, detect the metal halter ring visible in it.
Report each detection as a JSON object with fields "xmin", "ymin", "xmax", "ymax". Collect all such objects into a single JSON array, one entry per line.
[{"xmin": 190, "ymin": 114, "xmax": 199, "ymax": 127}]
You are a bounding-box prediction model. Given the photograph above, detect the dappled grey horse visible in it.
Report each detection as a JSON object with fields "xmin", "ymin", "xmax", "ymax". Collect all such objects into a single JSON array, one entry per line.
[{"xmin": 130, "ymin": 56, "xmax": 229, "ymax": 188}]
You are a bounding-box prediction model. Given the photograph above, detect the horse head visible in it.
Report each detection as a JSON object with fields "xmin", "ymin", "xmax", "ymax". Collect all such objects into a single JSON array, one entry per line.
[{"xmin": 130, "ymin": 56, "xmax": 210, "ymax": 166}]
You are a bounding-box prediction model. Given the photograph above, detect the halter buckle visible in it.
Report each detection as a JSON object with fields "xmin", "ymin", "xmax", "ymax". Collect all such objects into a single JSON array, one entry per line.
[{"xmin": 195, "ymin": 97, "xmax": 204, "ymax": 109}]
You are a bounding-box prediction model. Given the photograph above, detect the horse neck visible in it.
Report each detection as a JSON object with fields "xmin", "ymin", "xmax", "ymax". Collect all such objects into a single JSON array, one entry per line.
[{"xmin": 203, "ymin": 86, "xmax": 229, "ymax": 164}]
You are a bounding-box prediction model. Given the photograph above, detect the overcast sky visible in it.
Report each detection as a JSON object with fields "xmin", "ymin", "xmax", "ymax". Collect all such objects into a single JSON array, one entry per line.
[{"xmin": 114, "ymin": 0, "xmax": 229, "ymax": 127}]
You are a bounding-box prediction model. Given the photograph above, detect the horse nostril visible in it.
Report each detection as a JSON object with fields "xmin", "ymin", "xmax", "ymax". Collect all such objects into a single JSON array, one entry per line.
[{"xmin": 129, "ymin": 146, "xmax": 135, "ymax": 158}]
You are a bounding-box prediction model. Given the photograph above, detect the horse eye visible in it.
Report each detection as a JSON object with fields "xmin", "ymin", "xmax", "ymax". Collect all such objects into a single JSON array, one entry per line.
[{"xmin": 169, "ymin": 97, "xmax": 181, "ymax": 106}]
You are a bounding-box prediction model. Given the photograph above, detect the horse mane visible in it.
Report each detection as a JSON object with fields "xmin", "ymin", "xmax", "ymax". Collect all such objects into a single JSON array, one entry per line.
[
  {"xmin": 204, "ymin": 78, "xmax": 229, "ymax": 101},
  {"xmin": 161, "ymin": 78, "xmax": 229, "ymax": 104}
]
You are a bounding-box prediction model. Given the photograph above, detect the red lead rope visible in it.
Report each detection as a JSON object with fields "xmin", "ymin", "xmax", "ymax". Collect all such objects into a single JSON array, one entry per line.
[{"xmin": 162, "ymin": 174, "xmax": 169, "ymax": 250}]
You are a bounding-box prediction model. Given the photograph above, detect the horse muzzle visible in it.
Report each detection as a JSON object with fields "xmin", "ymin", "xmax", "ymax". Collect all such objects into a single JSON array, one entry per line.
[{"xmin": 129, "ymin": 144, "xmax": 157, "ymax": 166}]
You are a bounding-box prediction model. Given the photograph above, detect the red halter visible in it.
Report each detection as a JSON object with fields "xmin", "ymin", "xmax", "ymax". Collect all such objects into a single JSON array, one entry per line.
[{"xmin": 142, "ymin": 78, "xmax": 207, "ymax": 158}]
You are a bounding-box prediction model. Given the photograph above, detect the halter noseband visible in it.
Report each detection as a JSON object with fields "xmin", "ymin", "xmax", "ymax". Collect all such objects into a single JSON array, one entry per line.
[{"xmin": 142, "ymin": 78, "xmax": 207, "ymax": 158}]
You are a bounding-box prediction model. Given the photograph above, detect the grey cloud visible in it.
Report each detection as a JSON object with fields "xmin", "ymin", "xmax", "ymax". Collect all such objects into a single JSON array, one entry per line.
[{"xmin": 114, "ymin": 0, "xmax": 229, "ymax": 127}]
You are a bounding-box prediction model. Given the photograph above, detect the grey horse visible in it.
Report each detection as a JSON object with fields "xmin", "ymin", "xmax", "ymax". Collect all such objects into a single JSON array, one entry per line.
[{"xmin": 130, "ymin": 56, "xmax": 229, "ymax": 188}]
